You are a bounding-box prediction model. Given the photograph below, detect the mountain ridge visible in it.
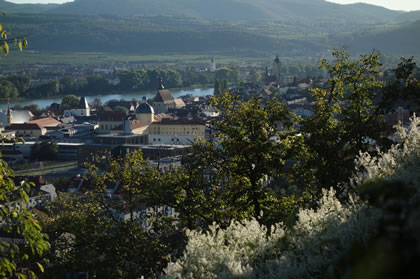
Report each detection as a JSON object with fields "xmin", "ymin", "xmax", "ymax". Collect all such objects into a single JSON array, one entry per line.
[{"xmin": 47, "ymin": 0, "xmax": 403, "ymax": 23}]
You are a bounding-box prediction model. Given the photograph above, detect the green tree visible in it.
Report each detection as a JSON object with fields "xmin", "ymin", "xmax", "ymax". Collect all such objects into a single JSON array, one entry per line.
[
  {"xmin": 215, "ymin": 67, "xmax": 241, "ymax": 84},
  {"xmin": 43, "ymin": 150, "xmax": 183, "ymax": 278},
  {"xmin": 0, "ymin": 161, "xmax": 50, "ymax": 278},
  {"xmin": 86, "ymin": 75, "xmax": 112, "ymax": 93},
  {"xmin": 7, "ymin": 75, "xmax": 31, "ymax": 95},
  {"xmin": 60, "ymin": 94, "xmax": 80, "ymax": 110},
  {"xmin": 295, "ymin": 49, "xmax": 388, "ymax": 189},
  {"xmin": 59, "ymin": 76, "xmax": 84, "ymax": 95},
  {"xmin": 31, "ymin": 141, "xmax": 58, "ymax": 161},
  {"xmin": 380, "ymin": 57, "xmax": 420, "ymax": 112},
  {"xmin": 199, "ymin": 92, "xmax": 300, "ymax": 221},
  {"xmin": 113, "ymin": 105, "xmax": 128, "ymax": 113},
  {"xmin": 0, "ymin": 17, "xmax": 49, "ymax": 279},
  {"xmin": 0, "ymin": 79, "xmax": 18, "ymax": 99}
]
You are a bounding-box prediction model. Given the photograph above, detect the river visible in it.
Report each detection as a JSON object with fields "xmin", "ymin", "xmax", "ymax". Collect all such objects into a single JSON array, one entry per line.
[{"xmin": 0, "ymin": 87, "xmax": 214, "ymax": 110}]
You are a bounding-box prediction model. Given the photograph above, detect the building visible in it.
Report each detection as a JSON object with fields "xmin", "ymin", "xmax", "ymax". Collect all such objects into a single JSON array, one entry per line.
[
  {"xmin": 26, "ymin": 117, "xmax": 61, "ymax": 128},
  {"xmin": 209, "ymin": 56, "xmax": 216, "ymax": 72},
  {"xmin": 64, "ymin": 96, "xmax": 91, "ymax": 117},
  {"xmin": 149, "ymin": 118, "xmax": 205, "ymax": 145},
  {"xmin": 136, "ymin": 97, "xmax": 154, "ymax": 125},
  {"xmin": 4, "ymin": 123, "xmax": 46, "ymax": 138},
  {"xmin": 272, "ymin": 55, "xmax": 282, "ymax": 82},
  {"xmin": 97, "ymin": 111, "xmax": 127, "ymax": 134},
  {"xmin": 0, "ymin": 108, "xmax": 33, "ymax": 127},
  {"xmin": 152, "ymin": 78, "xmax": 176, "ymax": 114}
]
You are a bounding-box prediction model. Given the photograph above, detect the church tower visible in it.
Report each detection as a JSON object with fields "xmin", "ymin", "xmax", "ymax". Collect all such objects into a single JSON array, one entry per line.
[
  {"xmin": 272, "ymin": 55, "xmax": 282, "ymax": 82},
  {"xmin": 6, "ymin": 106, "xmax": 12, "ymax": 125},
  {"xmin": 136, "ymin": 97, "xmax": 154, "ymax": 125},
  {"xmin": 209, "ymin": 56, "xmax": 216, "ymax": 72}
]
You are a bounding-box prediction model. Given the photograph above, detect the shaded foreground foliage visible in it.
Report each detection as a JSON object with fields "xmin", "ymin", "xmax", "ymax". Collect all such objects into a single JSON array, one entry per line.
[{"xmin": 2, "ymin": 49, "xmax": 420, "ymax": 278}]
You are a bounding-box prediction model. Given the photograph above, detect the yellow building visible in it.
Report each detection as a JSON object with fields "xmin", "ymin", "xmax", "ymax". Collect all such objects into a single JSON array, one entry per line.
[
  {"xmin": 149, "ymin": 118, "xmax": 205, "ymax": 145},
  {"xmin": 4, "ymin": 123, "xmax": 47, "ymax": 138}
]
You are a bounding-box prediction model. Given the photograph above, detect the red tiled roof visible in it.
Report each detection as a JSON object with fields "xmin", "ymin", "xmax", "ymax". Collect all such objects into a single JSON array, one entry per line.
[{"xmin": 26, "ymin": 117, "xmax": 61, "ymax": 127}]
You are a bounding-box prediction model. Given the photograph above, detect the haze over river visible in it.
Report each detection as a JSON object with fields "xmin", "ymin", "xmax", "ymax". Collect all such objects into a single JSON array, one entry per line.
[{"xmin": 0, "ymin": 87, "xmax": 214, "ymax": 110}]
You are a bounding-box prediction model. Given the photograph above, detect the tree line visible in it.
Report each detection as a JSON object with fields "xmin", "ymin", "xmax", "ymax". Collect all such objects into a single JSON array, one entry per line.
[{"xmin": 0, "ymin": 67, "xmax": 245, "ymax": 101}]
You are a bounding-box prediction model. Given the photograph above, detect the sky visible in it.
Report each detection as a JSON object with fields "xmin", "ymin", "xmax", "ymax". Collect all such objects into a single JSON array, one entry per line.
[
  {"xmin": 5, "ymin": 0, "xmax": 420, "ymax": 12},
  {"xmin": 327, "ymin": 0, "xmax": 420, "ymax": 11}
]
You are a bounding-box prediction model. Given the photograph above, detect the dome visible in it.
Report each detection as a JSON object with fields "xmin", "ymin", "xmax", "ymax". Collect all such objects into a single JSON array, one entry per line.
[{"xmin": 136, "ymin": 102, "xmax": 154, "ymax": 114}]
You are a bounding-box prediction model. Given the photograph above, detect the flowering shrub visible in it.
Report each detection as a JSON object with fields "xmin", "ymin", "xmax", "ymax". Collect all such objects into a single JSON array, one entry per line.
[
  {"xmin": 162, "ymin": 189, "xmax": 378, "ymax": 279},
  {"xmin": 162, "ymin": 117, "xmax": 420, "ymax": 279},
  {"xmin": 351, "ymin": 115, "xmax": 420, "ymax": 189}
]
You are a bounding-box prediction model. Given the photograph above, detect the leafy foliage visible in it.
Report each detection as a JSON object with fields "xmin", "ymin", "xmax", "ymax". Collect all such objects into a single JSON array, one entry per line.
[
  {"xmin": 43, "ymin": 151, "xmax": 184, "ymax": 278},
  {"xmin": 294, "ymin": 49, "xmax": 388, "ymax": 189},
  {"xmin": 60, "ymin": 94, "xmax": 79, "ymax": 110},
  {"xmin": 30, "ymin": 141, "xmax": 58, "ymax": 161},
  {"xmin": 0, "ymin": 159, "xmax": 50, "ymax": 278}
]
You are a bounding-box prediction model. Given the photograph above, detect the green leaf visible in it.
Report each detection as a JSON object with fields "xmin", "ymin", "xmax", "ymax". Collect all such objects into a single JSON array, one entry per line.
[
  {"xmin": 36, "ymin": 262, "xmax": 44, "ymax": 273},
  {"xmin": 3, "ymin": 41, "xmax": 8, "ymax": 55}
]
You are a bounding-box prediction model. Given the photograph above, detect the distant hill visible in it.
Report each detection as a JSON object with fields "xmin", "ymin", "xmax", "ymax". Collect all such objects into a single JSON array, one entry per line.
[
  {"xmin": 348, "ymin": 20, "xmax": 420, "ymax": 56},
  {"xmin": 0, "ymin": 14, "xmax": 327, "ymax": 56},
  {"xmin": 0, "ymin": 0, "xmax": 418, "ymax": 59},
  {"xmin": 50, "ymin": 0, "xmax": 403, "ymax": 23},
  {"xmin": 394, "ymin": 10, "xmax": 420, "ymax": 23},
  {"xmin": 0, "ymin": 0, "xmax": 58, "ymax": 13}
]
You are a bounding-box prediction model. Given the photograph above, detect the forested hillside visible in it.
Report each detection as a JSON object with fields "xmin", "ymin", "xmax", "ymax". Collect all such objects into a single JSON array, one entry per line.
[
  {"xmin": 349, "ymin": 20, "xmax": 420, "ymax": 56},
  {"xmin": 0, "ymin": 0, "xmax": 419, "ymax": 59},
  {"xmin": 0, "ymin": 0, "xmax": 57, "ymax": 13},
  {"xmin": 50, "ymin": 0, "xmax": 402, "ymax": 23}
]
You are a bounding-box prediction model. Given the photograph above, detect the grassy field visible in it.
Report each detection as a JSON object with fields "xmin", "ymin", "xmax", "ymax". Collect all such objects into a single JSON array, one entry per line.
[
  {"xmin": 0, "ymin": 50, "xmax": 327, "ymax": 68},
  {"xmin": 1, "ymin": 51, "xmax": 272, "ymax": 66}
]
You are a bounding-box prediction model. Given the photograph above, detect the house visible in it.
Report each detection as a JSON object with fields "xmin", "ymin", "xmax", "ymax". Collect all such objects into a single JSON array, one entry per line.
[{"xmin": 4, "ymin": 123, "xmax": 46, "ymax": 138}]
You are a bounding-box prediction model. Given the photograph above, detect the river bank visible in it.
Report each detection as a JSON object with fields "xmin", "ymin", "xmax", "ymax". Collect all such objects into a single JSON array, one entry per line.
[{"xmin": 0, "ymin": 87, "xmax": 214, "ymax": 110}]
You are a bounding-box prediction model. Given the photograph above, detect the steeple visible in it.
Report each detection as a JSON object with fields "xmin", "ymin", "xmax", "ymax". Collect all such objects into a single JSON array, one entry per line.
[
  {"xmin": 158, "ymin": 77, "xmax": 165, "ymax": 90},
  {"xmin": 209, "ymin": 56, "xmax": 216, "ymax": 72},
  {"xmin": 6, "ymin": 98, "xmax": 12, "ymax": 125},
  {"xmin": 272, "ymin": 55, "xmax": 282, "ymax": 82}
]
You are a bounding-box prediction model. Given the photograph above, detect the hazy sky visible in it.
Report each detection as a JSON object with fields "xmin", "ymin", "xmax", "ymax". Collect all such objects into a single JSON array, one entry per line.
[
  {"xmin": 6, "ymin": 0, "xmax": 420, "ymax": 11},
  {"xmin": 7, "ymin": 0, "xmax": 73, "ymax": 4},
  {"xmin": 327, "ymin": 0, "xmax": 420, "ymax": 11}
]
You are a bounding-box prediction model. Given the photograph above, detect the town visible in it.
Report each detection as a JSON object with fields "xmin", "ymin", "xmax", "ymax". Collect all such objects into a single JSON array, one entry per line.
[{"xmin": 1, "ymin": 0, "xmax": 420, "ymax": 277}]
